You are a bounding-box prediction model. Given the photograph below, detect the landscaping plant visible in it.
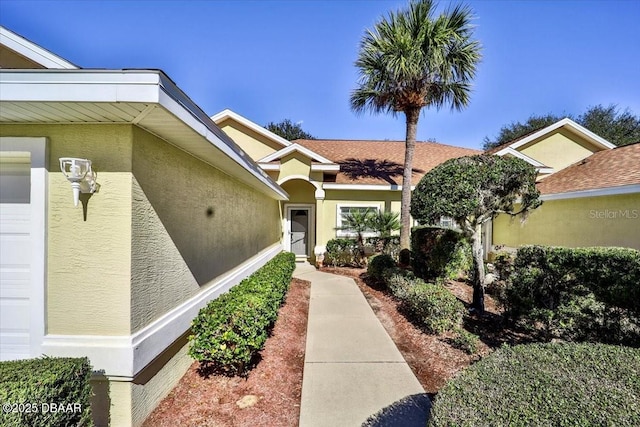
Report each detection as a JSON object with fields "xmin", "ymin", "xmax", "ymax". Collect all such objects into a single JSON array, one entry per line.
[
  {"xmin": 188, "ymin": 252, "xmax": 296, "ymax": 374},
  {"xmin": 429, "ymin": 343, "xmax": 640, "ymax": 426}
]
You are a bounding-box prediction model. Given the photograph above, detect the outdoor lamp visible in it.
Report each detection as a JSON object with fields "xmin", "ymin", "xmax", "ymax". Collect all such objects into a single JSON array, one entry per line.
[{"xmin": 59, "ymin": 157, "xmax": 97, "ymax": 207}]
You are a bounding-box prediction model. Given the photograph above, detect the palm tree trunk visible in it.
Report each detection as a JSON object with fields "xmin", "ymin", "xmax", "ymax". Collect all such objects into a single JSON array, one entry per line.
[
  {"xmin": 470, "ymin": 224, "xmax": 486, "ymax": 314},
  {"xmin": 401, "ymin": 108, "xmax": 420, "ymax": 250}
]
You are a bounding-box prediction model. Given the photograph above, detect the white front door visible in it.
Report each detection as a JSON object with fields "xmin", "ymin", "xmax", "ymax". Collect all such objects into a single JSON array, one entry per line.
[
  {"xmin": 285, "ymin": 205, "xmax": 314, "ymax": 259},
  {"xmin": 290, "ymin": 209, "xmax": 309, "ymax": 256}
]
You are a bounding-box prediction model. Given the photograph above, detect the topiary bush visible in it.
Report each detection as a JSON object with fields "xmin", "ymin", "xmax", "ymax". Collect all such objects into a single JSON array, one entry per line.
[
  {"xmin": 325, "ymin": 238, "xmax": 359, "ymax": 267},
  {"xmin": 505, "ymin": 245, "xmax": 640, "ymax": 345},
  {"xmin": 367, "ymin": 254, "xmax": 397, "ymax": 281},
  {"xmin": 429, "ymin": 343, "xmax": 640, "ymax": 427},
  {"xmin": 0, "ymin": 357, "xmax": 93, "ymax": 427},
  {"xmin": 402, "ymin": 282, "xmax": 465, "ymax": 334},
  {"xmin": 188, "ymin": 252, "xmax": 296, "ymax": 374},
  {"xmin": 410, "ymin": 227, "xmax": 471, "ymax": 281}
]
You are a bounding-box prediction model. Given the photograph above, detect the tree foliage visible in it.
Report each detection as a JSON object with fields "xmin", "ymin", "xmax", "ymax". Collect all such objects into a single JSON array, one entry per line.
[
  {"xmin": 265, "ymin": 119, "xmax": 315, "ymax": 141},
  {"xmin": 351, "ymin": 0, "xmax": 482, "ymax": 249},
  {"xmin": 483, "ymin": 104, "xmax": 640, "ymax": 150},
  {"xmin": 411, "ymin": 154, "xmax": 541, "ymax": 312}
]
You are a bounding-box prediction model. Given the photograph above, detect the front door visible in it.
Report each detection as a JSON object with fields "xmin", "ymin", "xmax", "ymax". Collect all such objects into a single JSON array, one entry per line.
[{"xmin": 289, "ymin": 209, "xmax": 309, "ymax": 256}]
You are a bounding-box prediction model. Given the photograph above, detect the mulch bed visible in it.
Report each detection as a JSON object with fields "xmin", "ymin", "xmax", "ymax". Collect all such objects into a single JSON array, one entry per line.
[
  {"xmin": 144, "ymin": 266, "xmax": 533, "ymax": 425},
  {"xmin": 143, "ymin": 278, "xmax": 310, "ymax": 427}
]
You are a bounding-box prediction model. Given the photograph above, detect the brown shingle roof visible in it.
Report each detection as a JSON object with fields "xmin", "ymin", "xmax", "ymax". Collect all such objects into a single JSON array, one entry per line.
[
  {"xmin": 295, "ymin": 139, "xmax": 480, "ymax": 185},
  {"xmin": 537, "ymin": 142, "xmax": 640, "ymax": 195}
]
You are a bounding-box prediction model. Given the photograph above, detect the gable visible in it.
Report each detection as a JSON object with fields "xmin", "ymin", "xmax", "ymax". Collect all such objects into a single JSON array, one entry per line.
[
  {"xmin": 0, "ymin": 26, "xmax": 78, "ymax": 69},
  {"xmin": 216, "ymin": 118, "xmax": 283, "ymax": 161},
  {"xmin": 518, "ymin": 127, "xmax": 607, "ymax": 172}
]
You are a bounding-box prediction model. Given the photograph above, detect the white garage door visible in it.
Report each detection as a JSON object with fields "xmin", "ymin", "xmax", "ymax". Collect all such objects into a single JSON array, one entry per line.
[{"xmin": 0, "ymin": 154, "xmax": 32, "ymax": 361}]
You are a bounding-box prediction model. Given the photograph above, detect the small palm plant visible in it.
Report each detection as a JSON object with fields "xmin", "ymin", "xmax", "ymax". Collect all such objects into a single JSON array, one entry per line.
[
  {"xmin": 336, "ymin": 209, "xmax": 375, "ymax": 265},
  {"xmin": 369, "ymin": 211, "xmax": 401, "ymax": 253}
]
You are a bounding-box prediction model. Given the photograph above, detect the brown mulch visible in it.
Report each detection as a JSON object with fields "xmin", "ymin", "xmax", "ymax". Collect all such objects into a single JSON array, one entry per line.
[
  {"xmin": 320, "ymin": 266, "xmax": 531, "ymax": 394},
  {"xmin": 142, "ymin": 278, "xmax": 310, "ymax": 427},
  {"xmin": 144, "ymin": 266, "xmax": 533, "ymax": 426}
]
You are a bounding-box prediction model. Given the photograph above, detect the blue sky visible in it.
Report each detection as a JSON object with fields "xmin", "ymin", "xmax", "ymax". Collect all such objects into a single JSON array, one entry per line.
[{"xmin": 1, "ymin": 0, "xmax": 639, "ymax": 149}]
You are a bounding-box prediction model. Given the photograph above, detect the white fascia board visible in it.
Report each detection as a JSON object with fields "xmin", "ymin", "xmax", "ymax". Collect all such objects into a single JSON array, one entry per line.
[
  {"xmin": 508, "ymin": 118, "xmax": 616, "ymax": 151},
  {"xmin": 259, "ymin": 163, "xmax": 280, "ymax": 171},
  {"xmin": 259, "ymin": 143, "xmax": 334, "ymax": 164},
  {"xmin": 0, "ymin": 70, "xmax": 288, "ymax": 200},
  {"xmin": 0, "ymin": 26, "xmax": 78, "ymax": 69},
  {"xmin": 541, "ymin": 184, "xmax": 640, "ymax": 201},
  {"xmin": 311, "ymin": 164, "xmax": 340, "ymax": 172},
  {"xmin": 41, "ymin": 243, "xmax": 283, "ymax": 378},
  {"xmin": 496, "ymin": 147, "xmax": 553, "ymax": 173},
  {"xmin": 323, "ymin": 183, "xmax": 413, "ymax": 191},
  {"xmin": 211, "ymin": 109, "xmax": 292, "ymax": 147}
]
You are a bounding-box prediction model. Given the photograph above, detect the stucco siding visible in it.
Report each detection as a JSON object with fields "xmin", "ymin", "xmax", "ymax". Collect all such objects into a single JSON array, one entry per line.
[
  {"xmin": 0, "ymin": 124, "xmax": 133, "ymax": 335},
  {"xmin": 130, "ymin": 126, "xmax": 282, "ymax": 332},
  {"xmin": 216, "ymin": 119, "xmax": 281, "ymax": 161},
  {"xmin": 493, "ymin": 193, "xmax": 640, "ymax": 250},
  {"xmin": 320, "ymin": 189, "xmax": 401, "ymax": 245},
  {"xmin": 519, "ymin": 128, "xmax": 601, "ymax": 171}
]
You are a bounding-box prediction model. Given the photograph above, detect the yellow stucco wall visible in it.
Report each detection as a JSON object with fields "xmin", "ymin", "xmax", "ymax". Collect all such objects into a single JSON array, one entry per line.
[
  {"xmin": 278, "ymin": 152, "xmax": 312, "ymax": 179},
  {"xmin": 492, "ymin": 193, "xmax": 640, "ymax": 250},
  {"xmin": 0, "ymin": 124, "xmax": 133, "ymax": 335},
  {"xmin": 320, "ymin": 189, "xmax": 401, "ymax": 245},
  {"xmin": 130, "ymin": 126, "xmax": 282, "ymax": 332},
  {"xmin": 216, "ymin": 118, "xmax": 282, "ymax": 161},
  {"xmin": 519, "ymin": 128, "xmax": 601, "ymax": 171}
]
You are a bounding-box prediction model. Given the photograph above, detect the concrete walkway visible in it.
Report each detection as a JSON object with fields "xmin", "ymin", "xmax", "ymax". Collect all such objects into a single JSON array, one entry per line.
[{"xmin": 294, "ymin": 264, "xmax": 428, "ymax": 427}]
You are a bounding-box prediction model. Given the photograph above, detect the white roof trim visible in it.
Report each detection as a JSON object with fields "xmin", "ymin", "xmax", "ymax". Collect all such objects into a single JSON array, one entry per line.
[
  {"xmin": 211, "ymin": 109, "xmax": 292, "ymax": 148},
  {"xmin": 259, "ymin": 143, "xmax": 335, "ymax": 164},
  {"xmin": 311, "ymin": 164, "xmax": 340, "ymax": 172},
  {"xmin": 0, "ymin": 69, "xmax": 287, "ymax": 200},
  {"xmin": 323, "ymin": 183, "xmax": 414, "ymax": 191},
  {"xmin": 0, "ymin": 26, "xmax": 78, "ymax": 69},
  {"xmin": 496, "ymin": 147, "xmax": 549, "ymax": 168},
  {"xmin": 541, "ymin": 184, "xmax": 640, "ymax": 201},
  {"xmin": 508, "ymin": 118, "xmax": 616, "ymax": 152},
  {"xmin": 259, "ymin": 163, "xmax": 280, "ymax": 171}
]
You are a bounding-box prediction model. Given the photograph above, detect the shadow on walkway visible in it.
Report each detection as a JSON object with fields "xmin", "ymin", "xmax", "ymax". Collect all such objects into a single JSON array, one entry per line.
[{"xmin": 362, "ymin": 393, "xmax": 432, "ymax": 427}]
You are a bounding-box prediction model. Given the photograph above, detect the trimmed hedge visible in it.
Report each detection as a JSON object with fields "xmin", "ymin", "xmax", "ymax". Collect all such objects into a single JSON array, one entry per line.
[
  {"xmin": 429, "ymin": 343, "xmax": 640, "ymax": 426},
  {"xmin": 506, "ymin": 245, "xmax": 640, "ymax": 345},
  {"xmin": 367, "ymin": 254, "xmax": 397, "ymax": 280},
  {"xmin": 403, "ymin": 283, "xmax": 465, "ymax": 334},
  {"xmin": 188, "ymin": 252, "xmax": 296, "ymax": 374},
  {"xmin": 411, "ymin": 227, "xmax": 471, "ymax": 281},
  {"xmin": 0, "ymin": 357, "xmax": 93, "ymax": 427},
  {"xmin": 325, "ymin": 238, "xmax": 359, "ymax": 267}
]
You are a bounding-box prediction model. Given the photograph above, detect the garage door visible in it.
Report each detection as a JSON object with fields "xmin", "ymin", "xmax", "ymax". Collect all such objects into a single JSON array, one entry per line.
[{"xmin": 0, "ymin": 153, "xmax": 32, "ymax": 361}]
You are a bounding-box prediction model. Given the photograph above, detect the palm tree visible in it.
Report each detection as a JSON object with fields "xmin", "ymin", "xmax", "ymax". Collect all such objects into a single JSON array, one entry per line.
[
  {"xmin": 335, "ymin": 209, "xmax": 375, "ymax": 265},
  {"xmin": 369, "ymin": 211, "xmax": 401, "ymax": 253},
  {"xmin": 351, "ymin": 0, "xmax": 482, "ymax": 249}
]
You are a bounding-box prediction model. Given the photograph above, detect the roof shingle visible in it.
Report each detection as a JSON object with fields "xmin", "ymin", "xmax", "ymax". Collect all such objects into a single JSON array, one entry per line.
[
  {"xmin": 537, "ymin": 142, "xmax": 640, "ymax": 195},
  {"xmin": 295, "ymin": 139, "xmax": 481, "ymax": 185}
]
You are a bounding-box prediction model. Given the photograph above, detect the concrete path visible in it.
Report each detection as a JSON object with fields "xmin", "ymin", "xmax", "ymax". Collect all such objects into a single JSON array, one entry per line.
[{"xmin": 294, "ymin": 264, "xmax": 428, "ymax": 427}]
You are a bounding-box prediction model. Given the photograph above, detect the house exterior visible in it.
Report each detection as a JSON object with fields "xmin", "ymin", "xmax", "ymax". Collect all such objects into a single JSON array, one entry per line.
[
  {"xmin": 0, "ymin": 27, "xmax": 287, "ymax": 426},
  {"xmin": 489, "ymin": 119, "xmax": 640, "ymax": 252},
  {"xmin": 212, "ymin": 109, "xmax": 481, "ymax": 261}
]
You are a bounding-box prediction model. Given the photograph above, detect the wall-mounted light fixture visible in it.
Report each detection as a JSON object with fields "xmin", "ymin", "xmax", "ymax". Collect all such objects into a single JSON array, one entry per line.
[{"xmin": 59, "ymin": 157, "xmax": 98, "ymax": 207}]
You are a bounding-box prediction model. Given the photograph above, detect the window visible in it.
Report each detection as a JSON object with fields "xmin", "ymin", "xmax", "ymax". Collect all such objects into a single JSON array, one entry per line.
[
  {"xmin": 439, "ymin": 216, "xmax": 455, "ymax": 229},
  {"xmin": 336, "ymin": 204, "xmax": 380, "ymax": 237}
]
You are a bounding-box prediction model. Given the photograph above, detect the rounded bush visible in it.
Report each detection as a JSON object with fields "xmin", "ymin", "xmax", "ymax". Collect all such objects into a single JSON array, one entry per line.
[
  {"xmin": 429, "ymin": 343, "xmax": 640, "ymax": 426},
  {"xmin": 367, "ymin": 254, "xmax": 397, "ymax": 280},
  {"xmin": 404, "ymin": 283, "xmax": 464, "ymax": 334}
]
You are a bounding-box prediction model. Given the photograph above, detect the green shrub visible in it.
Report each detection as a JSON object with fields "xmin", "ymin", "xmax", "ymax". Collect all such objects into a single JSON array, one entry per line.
[
  {"xmin": 386, "ymin": 271, "xmax": 422, "ymax": 301},
  {"xmin": 403, "ymin": 282, "xmax": 464, "ymax": 334},
  {"xmin": 325, "ymin": 238, "xmax": 358, "ymax": 267},
  {"xmin": 367, "ymin": 254, "xmax": 397, "ymax": 280},
  {"xmin": 410, "ymin": 227, "xmax": 471, "ymax": 281},
  {"xmin": 451, "ymin": 328, "xmax": 480, "ymax": 355},
  {"xmin": 188, "ymin": 252, "xmax": 296, "ymax": 374},
  {"xmin": 429, "ymin": 343, "xmax": 640, "ymax": 427},
  {"xmin": 506, "ymin": 245, "xmax": 640, "ymax": 345},
  {"xmin": 398, "ymin": 248, "xmax": 412, "ymax": 267},
  {"xmin": 0, "ymin": 357, "xmax": 93, "ymax": 427}
]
